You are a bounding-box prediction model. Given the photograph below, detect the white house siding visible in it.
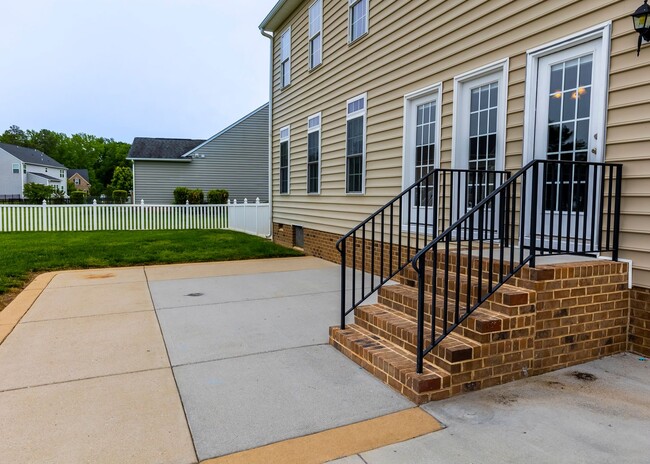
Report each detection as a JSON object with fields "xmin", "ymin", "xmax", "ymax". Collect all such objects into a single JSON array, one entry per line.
[
  {"xmin": 132, "ymin": 105, "xmax": 269, "ymax": 204},
  {"xmin": 0, "ymin": 149, "xmax": 22, "ymax": 196}
]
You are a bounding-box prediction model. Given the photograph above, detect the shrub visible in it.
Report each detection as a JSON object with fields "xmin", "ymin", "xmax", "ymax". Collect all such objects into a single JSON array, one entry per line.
[
  {"xmin": 112, "ymin": 190, "xmax": 128, "ymax": 204},
  {"xmin": 70, "ymin": 191, "xmax": 86, "ymax": 204},
  {"xmin": 23, "ymin": 183, "xmax": 55, "ymax": 204},
  {"xmin": 51, "ymin": 188, "xmax": 66, "ymax": 204},
  {"xmin": 208, "ymin": 189, "xmax": 229, "ymax": 204},
  {"xmin": 187, "ymin": 189, "xmax": 204, "ymax": 204},
  {"xmin": 173, "ymin": 187, "xmax": 190, "ymax": 204}
]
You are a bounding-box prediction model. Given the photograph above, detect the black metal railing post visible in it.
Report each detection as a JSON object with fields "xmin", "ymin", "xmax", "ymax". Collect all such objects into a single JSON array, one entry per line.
[
  {"xmin": 340, "ymin": 240, "xmax": 346, "ymax": 329},
  {"xmin": 530, "ymin": 161, "xmax": 539, "ymax": 268},
  {"xmin": 416, "ymin": 253, "xmax": 426, "ymax": 374},
  {"xmin": 613, "ymin": 164, "xmax": 623, "ymax": 261}
]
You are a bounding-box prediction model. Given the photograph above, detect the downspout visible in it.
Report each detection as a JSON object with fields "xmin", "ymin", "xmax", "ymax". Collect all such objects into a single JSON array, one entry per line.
[{"xmin": 260, "ymin": 28, "xmax": 274, "ymax": 239}]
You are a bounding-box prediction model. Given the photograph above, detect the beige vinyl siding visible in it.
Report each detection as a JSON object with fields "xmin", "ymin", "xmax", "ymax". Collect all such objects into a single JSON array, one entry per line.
[
  {"xmin": 270, "ymin": 0, "xmax": 650, "ymax": 287},
  {"xmin": 134, "ymin": 105, "xmax": 269, "ymax": 204}
]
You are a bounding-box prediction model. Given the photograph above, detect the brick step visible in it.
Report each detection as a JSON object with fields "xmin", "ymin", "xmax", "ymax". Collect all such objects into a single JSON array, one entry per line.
[
  {"xmin": 421, "ymin": 247, "xmax": 517, "ymax": 277},
  {"xmin": 354, "ymin": 304, "xmax": 481, "ymax": 375},
  {"xmin": 398, "ymin": 268, "xmax": 535, "ymax": 317},
  {"xmin": 329, "ymin": 324, "xmax": 452, "ymax": 404},
  {"xmin": 378, "ymin": 284, "xmax": 513, "ymax": 343}
]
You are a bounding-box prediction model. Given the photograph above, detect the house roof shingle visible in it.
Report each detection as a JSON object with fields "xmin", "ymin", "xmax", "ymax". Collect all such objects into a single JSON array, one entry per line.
[
  {"xmin": 68, "ymin": 169, "xmax": 90, "ymax": 181},
  {"xmin": 0, "ymin": 142, "xmax": 66, "ymax": 168},
  {"xmin": 127, "ymin": 138, "xmax": 205, "ymax": 160}
]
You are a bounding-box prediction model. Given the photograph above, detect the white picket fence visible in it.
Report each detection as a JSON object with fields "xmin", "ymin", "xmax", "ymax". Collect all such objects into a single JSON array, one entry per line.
[{"xmin": 0, "ymin": 198, "xmax": 270, "ymax": 237}]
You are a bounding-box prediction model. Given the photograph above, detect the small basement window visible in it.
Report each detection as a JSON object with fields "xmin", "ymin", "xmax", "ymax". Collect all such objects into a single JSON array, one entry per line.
[{"xmin": 293, "ymin": 225, "xmax": 304, "ymax": 248}]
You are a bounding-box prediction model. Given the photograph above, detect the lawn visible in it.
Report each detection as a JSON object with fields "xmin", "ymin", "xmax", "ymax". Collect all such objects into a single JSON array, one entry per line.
[{"xmin": 0, "ymin": 229, "xmax": 302, "ymax": 297}]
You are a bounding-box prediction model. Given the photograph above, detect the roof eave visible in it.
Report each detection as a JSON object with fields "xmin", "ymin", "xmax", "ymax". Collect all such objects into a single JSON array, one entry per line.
[{"xmin": 259, "ymin": 0, "xmax": 303, "ymax": 33}]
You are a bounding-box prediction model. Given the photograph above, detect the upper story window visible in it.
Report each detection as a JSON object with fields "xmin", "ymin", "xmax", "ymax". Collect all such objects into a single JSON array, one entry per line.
[
  {"xmin": 346, "ymin": 94, "xmax": 367, "ymax": 193},
  {"xmin": 11, "ymin": 163, "xmax": 19, "ymax": 174},
  {"xmin": 308, "ymin": 0, "xmax": 322, "ymax": 69},
  {"xmin": 349, "ymin": 0, "xmax": 368, "ymax": 43},
  {"xmin": 280, "ymin": 28, "xmax": 291, "ymax": 88},
  {"xmin": 60, "ymin": 170, "xmax": 65, "ymax": 178},
  {"xmin": 74, "ymin": 178, "xmax": 80, "ymax": 185},
  {"xmin": 280, "ymin": 126, "xmax": 290, "ymax": 194},
  {"xmin": 307, "ymin": 113, "xmax": 321, "ymax": 194}
]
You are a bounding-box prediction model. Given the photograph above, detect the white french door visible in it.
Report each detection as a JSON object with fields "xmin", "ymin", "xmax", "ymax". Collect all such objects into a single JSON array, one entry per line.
[
  {"xmin": 530, "ymin": 38, "xmax": 607, "ymax": 252},
  {"xmin": 453, "ymin": 62, "xmax": 508, "ymax": 239},
  {"xmin": 403, "ymin": 86, "xmax": 440, "ymax": 232}
]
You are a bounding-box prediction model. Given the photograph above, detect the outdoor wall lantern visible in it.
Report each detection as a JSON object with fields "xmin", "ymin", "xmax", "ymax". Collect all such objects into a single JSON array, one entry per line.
[{"xmin": 632, "ymin": 0, "xmax": 650, "ymax": 56}]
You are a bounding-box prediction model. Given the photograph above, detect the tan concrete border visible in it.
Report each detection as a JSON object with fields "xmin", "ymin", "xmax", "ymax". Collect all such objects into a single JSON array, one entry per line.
[
  {"xmin": 0, "ymin": 272, "xmax": 56, "ymax": 344},
  {"xmin": 201, "ymin": 407, "xmax": 442, "ymax": 464}
]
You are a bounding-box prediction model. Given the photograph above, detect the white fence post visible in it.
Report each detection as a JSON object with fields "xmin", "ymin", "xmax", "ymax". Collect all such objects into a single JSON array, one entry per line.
[
  {"xmin": 243, "ymin": 198, "xmax": 248, "ymax": 233},
  {"xmin": 92, "ymin": 199, "xmax": 97, "ymax": 231},
  {"xmin": 42, "ymin": 200, "xmax": 47, "ymax": 232},
  {"xmin": 140, "ymin": 199, "xmax": 145, "ymax": 230},
  {"xmin": 185, "ymin": 200, "xmax": 189, "ymax": 229},
  {"xmin": 255, "ymin": 198, "xmax": 259, "ymax": 235}
]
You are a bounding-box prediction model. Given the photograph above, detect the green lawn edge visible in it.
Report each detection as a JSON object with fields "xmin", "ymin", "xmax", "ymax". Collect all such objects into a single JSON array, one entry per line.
[{"xmin": 0, "ymin": 229, "xmax": 303, "ymax": 295}]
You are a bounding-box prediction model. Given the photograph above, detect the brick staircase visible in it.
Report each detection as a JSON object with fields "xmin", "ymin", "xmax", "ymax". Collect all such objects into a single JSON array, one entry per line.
[{"xmin": 330, "ymin": 250, "xmax": 629, "ymax": 404}]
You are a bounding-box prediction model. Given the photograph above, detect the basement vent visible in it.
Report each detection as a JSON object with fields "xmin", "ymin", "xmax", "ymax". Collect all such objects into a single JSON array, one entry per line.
[{"xmin": 294, "ymin": 225, "xmax": 304, "ymax": 248}]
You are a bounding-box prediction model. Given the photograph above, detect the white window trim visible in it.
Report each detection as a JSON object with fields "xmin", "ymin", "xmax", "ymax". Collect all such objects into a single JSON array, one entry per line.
[
  {"xmin": 401, "ymin": 82, "xmax": 443, "ymax": 193},
  {"xmin": 307, "ymin": 112, "xmax": 322, "ymax": 194},
  {"xmin": 348, "ymin": 0, "xmax": 369, "ymax": 44},
  {"xmin": 11, "ymin": 163, "xmax": 20, "ymax": 174},
  {"xmin": 522, "ymin": 22, "xmax": 611, "ymax": 165},
  {"xmin": 280, "ymin": 27, "xmax": 291, "ymax": 88},
  {"xmin": 451, "ymin": 58, "xmax": 509, "ymax": 172},
  {"xmin": 308, "ymin": 0, "xmax": 323, "ymax": 70},
  {"xmin": 279, "ymin": 125, "xmax": 291, "ymax": 194},
  {"xmin": 345, "ymin": 93, "xmax": 367, "ymax": 195}
]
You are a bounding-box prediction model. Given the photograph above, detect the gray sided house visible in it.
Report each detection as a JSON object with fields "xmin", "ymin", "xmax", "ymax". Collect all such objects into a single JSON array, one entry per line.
[
  {"xmin": 0, "ymin": 142, "xmax": 68, "ymax": 198},
  {"xmin": 129, "ymin": 104, "xmax": 269, "ymax": 204}
]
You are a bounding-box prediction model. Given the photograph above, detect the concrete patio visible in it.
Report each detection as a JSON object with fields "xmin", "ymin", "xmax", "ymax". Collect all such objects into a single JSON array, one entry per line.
[{"xmin": 0, "ymin": 256, "xmax": 648, "ymax": 463}]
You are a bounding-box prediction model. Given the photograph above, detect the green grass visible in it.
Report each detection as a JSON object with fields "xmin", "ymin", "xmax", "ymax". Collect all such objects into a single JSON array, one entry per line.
[{"xmin": 0, "ymin": 229, "xmax": 302, "ymax": 294}]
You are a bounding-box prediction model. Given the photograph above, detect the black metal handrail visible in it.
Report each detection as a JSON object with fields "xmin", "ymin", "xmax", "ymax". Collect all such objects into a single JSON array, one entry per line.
[
  {"xmin": 336, "ymin": 168, "xmax": 510, "ymax": 329},
  {"xmin": 411, "ymin": 159, "xmax": 623, "ymax": 373}
]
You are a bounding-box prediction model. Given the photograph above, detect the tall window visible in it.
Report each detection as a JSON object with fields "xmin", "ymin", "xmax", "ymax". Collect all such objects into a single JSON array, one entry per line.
[
  {"xmin": 12, "ymin": 163, "xmax": 19, "ymax": 174},
  {"xmin": 280, "ymin": 126, "xmax": 290, "ymax": 194},
  {"xmin": 346, "ymin": 94, "xmax": 366, "ymax": 193},
  {"xmin": 309, "ymin": 0, "xmax": 322, "ymax": 69},
  {"xmin": 280, "ymin": 28, "xmax": 291, "ymax": 88},
  {"xmin": 349, "ymin": 0, "xmax": 368, "ymax": 42},
  {"xmin": 307, "ymin": 113, "xmax": 321, "ymax": 194}
]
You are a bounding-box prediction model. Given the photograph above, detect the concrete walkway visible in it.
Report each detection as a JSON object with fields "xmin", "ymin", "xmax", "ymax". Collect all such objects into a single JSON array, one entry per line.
[{"xmin": 1, "ymin": 257, "xmax": 649, "ymax": 463}]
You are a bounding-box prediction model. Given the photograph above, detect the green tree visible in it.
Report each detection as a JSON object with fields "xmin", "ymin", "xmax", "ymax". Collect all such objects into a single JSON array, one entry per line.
[
  {"xmin": 22, "ymin": 183, "xmax": 55, "ymax": 204},
  {"xmin": 109, "ymin": 166, "xmax": 133, "ymax": 192}
]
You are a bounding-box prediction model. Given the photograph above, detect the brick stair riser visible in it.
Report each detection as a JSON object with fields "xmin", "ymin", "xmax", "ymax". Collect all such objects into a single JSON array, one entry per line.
[
  {"xmin": 353, "ymin": 308, "xmax": 473, "ymax": 368},
  {"xmin": 354, "ymin": 305, "xmax": 535, "ymax": 379},
  {"xmin": 377, "ymin": 291, "xmax": 503, "ymax": 344},
  {"xmin": 422, "ymin": 250, "xmax": 516, "ymax": 278},
  {"xmin": 328, "ymin": 326, "xmax": 452, "ymax": 404},
  {"xmin": 395, "ymin": 271, "xmax": 534, "ymax": 317}
]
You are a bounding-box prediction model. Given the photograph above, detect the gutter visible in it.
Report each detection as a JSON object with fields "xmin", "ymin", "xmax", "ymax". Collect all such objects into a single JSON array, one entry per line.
[{"xmin": 260, "ymin": 27, "xmax": 274, "ymax": 239}]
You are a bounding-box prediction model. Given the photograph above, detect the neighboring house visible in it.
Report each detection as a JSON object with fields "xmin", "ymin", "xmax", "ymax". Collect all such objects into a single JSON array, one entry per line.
[
  {"xmin": 259, "ymin": 1, "xmax": 650, "ymax": 399},
  {"xmin": 68, "ymin": 169, "xmax": 91, "ymax": 193},
  {"xmin": 0, "ymin": 142, "xmax": 67, "ymax": 198},
  {"xmin": 128, "ymin": 104, "xmax": 269, "ymax": 204}
]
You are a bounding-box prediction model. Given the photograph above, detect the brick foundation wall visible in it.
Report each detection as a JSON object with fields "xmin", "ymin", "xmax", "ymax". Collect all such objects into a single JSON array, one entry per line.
[
  {"xmin": 630, "ymin": 287, "xmax": 650, "ymax": 357},
  {"xmin": 272, "ymin": 223, "xmax": 295, "ymax": 249}
]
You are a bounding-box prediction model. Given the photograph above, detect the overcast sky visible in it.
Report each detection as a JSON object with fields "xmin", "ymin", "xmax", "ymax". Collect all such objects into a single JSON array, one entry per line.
[{"xmin": 0, "ymin": 0, "xmax": 277, "ymax": 143}]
